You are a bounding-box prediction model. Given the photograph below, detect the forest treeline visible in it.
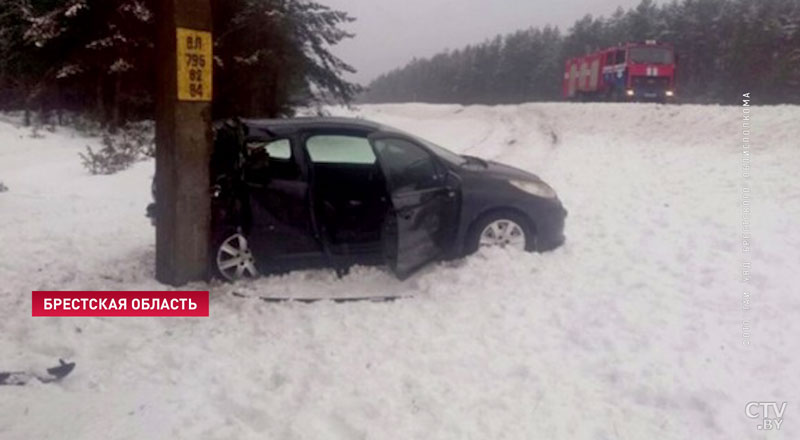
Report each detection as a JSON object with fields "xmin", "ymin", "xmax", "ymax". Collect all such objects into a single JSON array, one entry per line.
[
  {"xmin": 0, "ymin": 0, "xmax": 360, "ymax": 127},
  {"xmin": 362, "ymin": 0, "xmax": 800, "ymax": 105}
]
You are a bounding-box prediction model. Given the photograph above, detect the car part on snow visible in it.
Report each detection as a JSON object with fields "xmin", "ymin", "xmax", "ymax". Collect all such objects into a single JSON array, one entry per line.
[
  {"xmin": 231, "ymin": 291, "xmax": 409, "ymax": 303},
  {"xmin": 0, "ymin": 359, "xmax": 76, "ymax": 386},
  {"xmin": 216, "ymin": 232, "xmax": 259, "ymax": 281}
]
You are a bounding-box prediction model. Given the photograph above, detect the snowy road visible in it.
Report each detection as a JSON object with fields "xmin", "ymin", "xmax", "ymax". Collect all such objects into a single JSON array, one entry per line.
[{"xmin": 1, "ymin": 103, "xmax": 798, "ymax": 439}]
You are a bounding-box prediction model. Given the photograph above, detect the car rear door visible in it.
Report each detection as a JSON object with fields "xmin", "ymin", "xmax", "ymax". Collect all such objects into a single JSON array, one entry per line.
[
  {"xmin": 242, "ymin": 137, "xmax": 320, "ymax": 259},
  {"xmin": 368, "ymin": 133, "xmax": 457, "ymax": 278}
]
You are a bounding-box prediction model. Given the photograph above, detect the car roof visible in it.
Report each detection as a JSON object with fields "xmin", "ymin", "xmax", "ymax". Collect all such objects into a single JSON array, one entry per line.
[{"xmin": 240, "ymin": 117, "xmax": 389, "ymax": 137}]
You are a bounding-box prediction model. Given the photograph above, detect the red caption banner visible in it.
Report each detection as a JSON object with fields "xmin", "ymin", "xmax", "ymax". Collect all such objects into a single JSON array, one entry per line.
[{"xmin": 32, "ymin": 291, "xmax": 209, "ymax": 317}]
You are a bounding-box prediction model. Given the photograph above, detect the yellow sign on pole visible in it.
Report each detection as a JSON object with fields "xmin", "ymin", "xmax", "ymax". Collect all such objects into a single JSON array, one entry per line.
[{"xmin": 176, "ymin": 27, "xmax": 212, "ymax": 102}]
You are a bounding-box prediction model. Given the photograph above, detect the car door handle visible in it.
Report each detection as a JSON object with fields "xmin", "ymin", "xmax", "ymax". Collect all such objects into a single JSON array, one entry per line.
[{"xmin": 348, "ymin": 200, "xmax": 363, "ymax": 207}]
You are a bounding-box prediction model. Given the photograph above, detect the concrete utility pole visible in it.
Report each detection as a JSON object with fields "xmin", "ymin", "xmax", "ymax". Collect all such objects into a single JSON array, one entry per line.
[{"xmin": 155, "ymin": 0, "xmax": 214, "ymax": 286}]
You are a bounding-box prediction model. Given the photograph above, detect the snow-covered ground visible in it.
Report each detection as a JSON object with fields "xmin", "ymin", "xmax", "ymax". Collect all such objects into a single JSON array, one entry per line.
[{"xmin": 1, "ymin": 103, "xmax": 798, "ymax": 439}]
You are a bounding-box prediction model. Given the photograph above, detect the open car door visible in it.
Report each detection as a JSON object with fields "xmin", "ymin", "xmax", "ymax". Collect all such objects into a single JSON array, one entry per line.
[{"xmin": 368, "ymin": 133, "xmax": 458, "ymax": 279}]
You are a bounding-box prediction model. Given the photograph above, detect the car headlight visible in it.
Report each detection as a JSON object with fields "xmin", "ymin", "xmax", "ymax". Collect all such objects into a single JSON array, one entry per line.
[
  {"xmin": 665, "ymin": 90, "xmax": 674, "ymax": 97},
  {"xmin": 509, "ymin": 179, "xmax": 557, "ymax": 199}
]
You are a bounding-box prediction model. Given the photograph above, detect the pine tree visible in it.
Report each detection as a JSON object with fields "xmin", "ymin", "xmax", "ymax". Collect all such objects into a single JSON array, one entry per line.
[{"xmin": 0, "ymin": 0, "xmax": 361, "ymax": 125}]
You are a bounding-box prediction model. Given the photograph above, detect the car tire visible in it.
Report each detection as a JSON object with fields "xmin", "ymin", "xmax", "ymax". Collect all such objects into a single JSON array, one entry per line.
[
  {"xmin": 466, "ymin": 210, "xmax": 536, "ymax": 254},
  {"xmin": 213, "ymin": 228, "xmax": 260, "ymax": 281}
]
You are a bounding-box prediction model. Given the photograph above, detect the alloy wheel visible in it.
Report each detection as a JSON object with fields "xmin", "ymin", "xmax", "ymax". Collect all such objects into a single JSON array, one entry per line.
[
  {"xmin": 479, "ymin": 219, "xmax": 526, "ymax": 250},
  {"xmin": 216, "ymin": 233, "xmax": 259, "ymax": 281}
]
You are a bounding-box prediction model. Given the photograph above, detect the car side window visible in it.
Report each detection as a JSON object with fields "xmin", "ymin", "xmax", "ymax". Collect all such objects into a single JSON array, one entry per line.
[
  {"xmin": 247, "ymin": 138, "xmax": 291, "ymax": 160},
  {"xmin": 266, "ymin": 139, "xmax": 291, "ymax": 159},
  {"xmin": 373, "ymin": 138, "xmax": 441, "ymax": 192},
  {"xmin": 306, "ymin": 135, "xmax": 376, "ymax": 164},
  {"xmin": 245, "ymin": 138, "xmax": 300, "ymax": 180}
]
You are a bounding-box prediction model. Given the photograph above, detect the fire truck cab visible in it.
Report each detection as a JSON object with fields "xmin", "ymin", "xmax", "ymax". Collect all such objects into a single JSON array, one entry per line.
[{"xmin": 563, "ymin": 41, "xmax": 676, "ymax": 102}]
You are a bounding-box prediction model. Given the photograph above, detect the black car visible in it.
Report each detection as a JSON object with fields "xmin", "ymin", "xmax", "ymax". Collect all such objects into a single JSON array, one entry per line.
[{"xmin": 149, "ymin": 117, "xmax": 567, "ymax": 280}]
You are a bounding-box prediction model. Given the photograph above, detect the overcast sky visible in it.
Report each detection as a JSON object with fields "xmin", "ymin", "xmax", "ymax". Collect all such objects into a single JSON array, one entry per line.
[{"xmin": 320, "ymin": 0, "xmax": 645, "ymax": 85}]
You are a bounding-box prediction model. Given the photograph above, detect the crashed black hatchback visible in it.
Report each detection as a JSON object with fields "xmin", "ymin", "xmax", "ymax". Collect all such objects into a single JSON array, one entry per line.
[{"xmin": 149, "ymin": 117, "xmax": 567, "ymax": 280}]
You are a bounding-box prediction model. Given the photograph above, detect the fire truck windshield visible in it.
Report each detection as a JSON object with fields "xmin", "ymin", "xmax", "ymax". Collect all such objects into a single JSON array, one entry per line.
[{"xmin": 628, "ymin": 47, "xmax": 674, "ymax": 64}]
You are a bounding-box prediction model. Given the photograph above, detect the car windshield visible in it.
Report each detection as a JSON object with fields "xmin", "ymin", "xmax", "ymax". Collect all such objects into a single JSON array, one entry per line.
[
  {"xmin": 415, "ymin": 137, "xmax": 467, "ymax": 165},
  {"xmin": 628, "ymin": 47, "xmax": 673, "ymax": 64}
]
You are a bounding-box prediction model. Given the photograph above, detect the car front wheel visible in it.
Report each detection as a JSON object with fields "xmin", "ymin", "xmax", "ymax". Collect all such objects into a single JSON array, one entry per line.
[
  {"xmin": 467, "ymin": 211, "xmax": 535, "ymax": 253},
  {"xmin": 215, "ymin": 231, "xmax": 259, "ymax": 281}
]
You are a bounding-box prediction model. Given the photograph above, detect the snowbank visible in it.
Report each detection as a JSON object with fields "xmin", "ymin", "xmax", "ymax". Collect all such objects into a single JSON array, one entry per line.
[{"xmin": 1, "ymin": 103, "xmax": 798, "ymax": 439}]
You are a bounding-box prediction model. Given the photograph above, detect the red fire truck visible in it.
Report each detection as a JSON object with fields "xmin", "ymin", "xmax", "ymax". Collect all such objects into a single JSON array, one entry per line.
[{"xmin": 563, "ymin": 41, "xmax": 676, "ymax": 102}]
